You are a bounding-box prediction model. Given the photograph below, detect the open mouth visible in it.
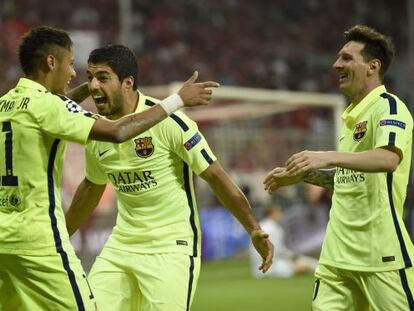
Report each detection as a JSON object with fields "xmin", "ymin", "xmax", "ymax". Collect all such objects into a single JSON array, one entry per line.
[{"xmin": 92, "ymin": 95, "xmax": 108, "ymax": 105}]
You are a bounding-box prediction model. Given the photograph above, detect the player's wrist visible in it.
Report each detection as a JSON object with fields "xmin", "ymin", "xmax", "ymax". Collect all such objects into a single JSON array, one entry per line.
[
  {"xmin": 325, "ymin": 151, "xmax": 338, "ymax": 166},
  {"xmin": 159, "ymin": 93, "xmax": 184, "ymax": 116},
  {"xmin": 250, "ymin": 228, "xmax": 264, "ymax": 237}
]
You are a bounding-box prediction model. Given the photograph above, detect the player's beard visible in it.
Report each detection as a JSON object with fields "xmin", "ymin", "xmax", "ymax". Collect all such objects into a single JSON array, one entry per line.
[{"xmin": 99, "ymin": 90, "xmax": 124, "ymax": 120}]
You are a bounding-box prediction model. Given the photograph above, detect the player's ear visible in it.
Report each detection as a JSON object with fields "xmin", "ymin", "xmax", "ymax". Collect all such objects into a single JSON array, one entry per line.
[
  {"xmin": 46, "ymin": 54, "xmax": 56, "ymax": 72},
  {"xmin": 368, "ymin": 59, "xmax": 381, "ymax": 76},
  {"xmin": 122, "ymin": 76, "xmax": 134, "ymax": 90}
]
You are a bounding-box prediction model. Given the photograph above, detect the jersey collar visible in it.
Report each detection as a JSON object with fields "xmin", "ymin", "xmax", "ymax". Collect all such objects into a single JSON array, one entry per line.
[
  {"xmin": 342, "ymin": 85, "xmax": 387, "ymax": 128},
  {"xmin": 17, "ymin": 78, "xmax": 48, "ymax": 92},
  {"xmin": 135, "ymin": 90, "xmax": 146, "ymax": 113}
]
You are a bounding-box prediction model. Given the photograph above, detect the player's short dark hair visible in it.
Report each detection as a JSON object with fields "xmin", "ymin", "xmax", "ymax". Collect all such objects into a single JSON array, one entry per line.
[
  {"xmin": 344, "ymin": 25, "xmax": 395, "ymax": 77},
  {"xmin": 18, "ymin": 26, "xmax": 73, "ymax": 75},
  {"xmin": 88, "ymin": 45, "xmax": 138, "ymax": 90}
]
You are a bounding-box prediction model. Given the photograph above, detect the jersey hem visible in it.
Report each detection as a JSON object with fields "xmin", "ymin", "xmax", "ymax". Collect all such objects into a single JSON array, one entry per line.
[
  {"xmin": 104, "ymin": 244, "xmax": 200, "ymax": 257},
  {"xmin": 0, "ymin": 246, "xmax": 72, "ymax": 256},
  {"xmin": 319, "ymin": 259, "xmax": 405, "ymax": 272}
]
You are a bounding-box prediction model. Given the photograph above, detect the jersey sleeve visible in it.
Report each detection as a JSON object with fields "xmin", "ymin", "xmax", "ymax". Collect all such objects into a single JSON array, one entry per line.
[
  {"xmin": 84, "ymin": 142, "xmax": 108, "ymax": 185},
  {"xmin": 373, "ymin": 96, "xmax": 413, "ymax": 160},
  {"xmin": 161, "ymin": 111, "xmax": 217, "ymax": 175},
  {"xmin": 31, "ymin": 94, "xmax": 96, "ymax": 145}
]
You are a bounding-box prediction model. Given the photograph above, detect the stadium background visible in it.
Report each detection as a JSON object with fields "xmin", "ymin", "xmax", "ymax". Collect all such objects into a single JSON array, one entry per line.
[{"xmin": 1, "ymin": 1, "xmax": 414, "ymax": 310}]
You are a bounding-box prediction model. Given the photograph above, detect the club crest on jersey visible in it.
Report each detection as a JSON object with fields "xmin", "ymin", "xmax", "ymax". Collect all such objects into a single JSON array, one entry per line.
[
  {"xmin": 353, "ymin": 121, "xmax": 368, "ymax": 141},
  {"xmin": 134, "ymin": 137, "xmax": 154, "ymax": 158}
]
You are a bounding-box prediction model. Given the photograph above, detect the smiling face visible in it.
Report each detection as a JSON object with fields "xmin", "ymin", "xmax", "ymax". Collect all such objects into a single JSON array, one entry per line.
[
  {"xmin": 50, "ymin": 47, "xmax": 76, "ymax": 94},
  {"xmin": 87, "ymin": 63, "xmax": 125, "ymax": 119},
  {"xmin": 332, "ymin": 41, "xmax": 374, "ymax": 103}
]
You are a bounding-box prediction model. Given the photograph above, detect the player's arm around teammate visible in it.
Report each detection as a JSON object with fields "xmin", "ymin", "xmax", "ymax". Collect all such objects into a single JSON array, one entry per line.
[
  {"xmin": 65, "ymin": 71, "xmax": 219, "ymax": 121},
  {"xmin": 86, "ymin": 71, "xmax": 219, "ymax": 143},
  {"xmin": 200, "ymin": 161, "xmax": 274, "ymax": 273}
]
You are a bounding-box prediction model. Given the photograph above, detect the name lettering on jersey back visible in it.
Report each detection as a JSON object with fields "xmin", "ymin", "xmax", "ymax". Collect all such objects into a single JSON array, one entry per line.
[
  {"xmin": 107, "ymin": 170, "xmax": 158, "ymax": 193},
  {"xmin": 335, "ymin": 167, "xmax": 366, "ymax": 184},
  {"xmin": 0, "ymin": 97, "xmax": 30, "ymax": 112}
]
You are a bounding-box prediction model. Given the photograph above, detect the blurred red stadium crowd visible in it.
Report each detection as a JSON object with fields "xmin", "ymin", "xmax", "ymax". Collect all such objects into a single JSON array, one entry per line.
[{"xmin": 0, "ymin": 0, "xmax": 409, "ymax": 96}]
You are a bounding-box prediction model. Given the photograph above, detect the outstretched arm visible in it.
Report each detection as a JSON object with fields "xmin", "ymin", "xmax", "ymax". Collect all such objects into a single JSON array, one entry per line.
[
  {"xmin": 264, "ymin": 147, "xmax": 399, "ymax": 194},
  {"xmin": 285, "ymin": 148, "xmax": 399, "ymax": 175},
  {"xmin": 200, "ymin": 161, "xmax": 274, "ymax": 273},
  {"xmin": 89, "ymin": 71, "xmax": 219, "ymax": 143},
  {"xmin": 65, "ymin": 178, "xmax": 106, "ymax": 236}
]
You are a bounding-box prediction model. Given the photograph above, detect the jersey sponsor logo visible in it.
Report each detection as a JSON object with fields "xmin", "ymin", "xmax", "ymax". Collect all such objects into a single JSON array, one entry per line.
[
  {"xmin": 0, "ymin": 194, "xmax": 23, "ymax": 213},
  {"xmin": 184, "ymin": 132, "xmax": 202, "ymax": 150},
  {"xmin": 9, "ymin": 194, "xmax": 21, "ymax": 207},
  {"xmin": 353, "ymin": 121, "xmax": 367, "ymax": 141},
  {"xmin": 335, "ymin": 167, "xmax": 365, "ymax": 184},
  {"xmin": 134, "ymin": 137, "xmax": 154, "ymax": 158},
  {"xmin": 107, "ymin": 170, "xmax": 158, "ymax": 193},
  {"xmin": 379, "ymin": 119, "xmax": 406, "ymax": 129}
]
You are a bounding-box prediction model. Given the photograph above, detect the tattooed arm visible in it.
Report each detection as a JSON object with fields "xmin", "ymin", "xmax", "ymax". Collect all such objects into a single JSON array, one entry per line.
[
  {"xmin": 302, "ymin": 168, "xmax": 335, "ymax": 190},
  {"xmin": 263, "ymin": 167, "xmax": 334, "ymax": 193}
]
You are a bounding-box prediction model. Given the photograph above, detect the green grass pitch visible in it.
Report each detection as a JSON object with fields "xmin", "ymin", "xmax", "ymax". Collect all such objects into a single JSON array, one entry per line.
[{"xmin": 192, "ymin": 258, "xmax": 315, "ymax": 311}]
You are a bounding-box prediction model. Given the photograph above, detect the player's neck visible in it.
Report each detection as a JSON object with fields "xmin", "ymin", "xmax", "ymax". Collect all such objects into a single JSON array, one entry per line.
[
  {"xmin": 350, "ymin": 79, "xmax": 382, "ymax": 105},
  {"xmin": 124, "ymin": 91, "xmax": 139, "ymax": 115},
  {"xmin": 109, "ymin": 91, "xmax": 139, "ymax": 120},
  {"xmin": 25, "ymin": 72, "xmax": 54, "ymax": 93}
]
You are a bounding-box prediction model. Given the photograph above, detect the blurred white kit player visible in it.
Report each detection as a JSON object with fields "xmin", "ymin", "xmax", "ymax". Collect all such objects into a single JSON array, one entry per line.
[{"xmin": 250, "ymin": 205, "xmax": 318, "ymax": 278}]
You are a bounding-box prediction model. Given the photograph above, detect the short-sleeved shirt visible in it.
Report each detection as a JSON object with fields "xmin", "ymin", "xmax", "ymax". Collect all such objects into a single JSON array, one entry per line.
[
  {"xmin": 320, "ymin": 85, "xmax": 414, "ymax": 271},
  {"xmin": 0, "ymin": 78, "xmax": 96, "ymax": 255},
  {"xmin": 85, "ymin": 91, "xmax": 216, "ymax": 257}
]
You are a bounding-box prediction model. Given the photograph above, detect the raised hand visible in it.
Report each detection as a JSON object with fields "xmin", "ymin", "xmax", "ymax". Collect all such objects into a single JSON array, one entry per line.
[{"xmin": 178, "ymin": 71, "xmax": 220, "ymax": 107}]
